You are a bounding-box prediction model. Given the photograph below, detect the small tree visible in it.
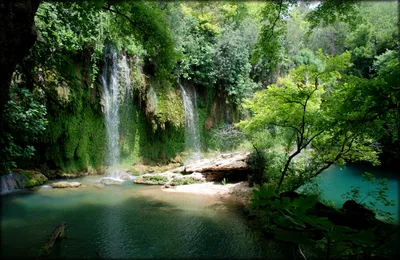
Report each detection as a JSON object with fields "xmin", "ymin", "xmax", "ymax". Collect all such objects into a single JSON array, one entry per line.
[{"xmin": 237, "ymin": 50, "xmax": 379, "ymax": 192}]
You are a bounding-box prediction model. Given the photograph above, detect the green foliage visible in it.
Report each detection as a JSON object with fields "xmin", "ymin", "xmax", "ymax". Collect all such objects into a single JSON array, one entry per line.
[
  {"xmin": 33, "ymin": 2, "xmax": 103, "ymax": 88},
  {"xmin": 208, "ymin": 124, "xmax": 246, "ymax": 152},
  {"xmin": 168, "ymin": 4, "xmax": 216, "ymax": 87},
  {"xmin": 221, "ymin": 178, "xmax": 227, "ymax": 186},
  {"xmin": 247, "ymin": 147, "xmax": 267, "ymax": 186},
  {"xmin": 0, "ymin": 86, "xmax": 48, "ymax": 174},
  {"xmin": 213, "ymin": 19, "xmax": 259, "ymax": 104},
  {"xmin": 142, "ymin": 175, "xmax": 169, "ymax": 184},
  {"xmin": 238, "ymin": 51, "xmax": 383, "ymax": 191},
  {"xmin": 251, "ymin": 1, "xmax": 291, "ymax": 81},
  {"xmin": 306, "ymin": 0, "xmax": 361, "ymax": 30},
  {"xmin": 251, "ymin": 185, "xmax": 396, "ymax": 259},
  {"xmin": 167, "ymin": 3, "xmax": 258, "ymax": 104},
  {"xmin": 293, "ymin": 48, "xmax": 322, "ymax": 68},
  {"xmin": 342, "ymin": 1, "xmax": 397, "ymax": 78},
  {"xmin": 31, "ymin": 0, "xmax": 178, "ymax": 93},
  {"xmin": 170, "ymin": 177, "xmax": 203, "ymax": 186},
  {"xmin": 101, "ymin": 1, "xmax": 178, "ymax": 78}
]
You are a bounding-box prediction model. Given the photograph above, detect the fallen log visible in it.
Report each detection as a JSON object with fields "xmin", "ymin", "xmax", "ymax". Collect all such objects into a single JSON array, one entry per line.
[{"xmin": 38, "ymin": 222, "xmax": 66, "ymax": 257}]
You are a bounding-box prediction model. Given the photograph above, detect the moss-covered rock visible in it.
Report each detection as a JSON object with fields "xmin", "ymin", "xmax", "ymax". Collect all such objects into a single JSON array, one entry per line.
[
  {"xmin": 133, "ymin": 174, "xmax": 169, "ymax": 185},
  {"xmin": 41, "ymin": 167, "xmax": 105, "ymax": 179},
  {"xmin": 170, "ymin": 176, "xmax": 204, "ymax": 186},
  {"xmin": 12, "ymin": 169, "xmax": 48, "ymax": 188}
]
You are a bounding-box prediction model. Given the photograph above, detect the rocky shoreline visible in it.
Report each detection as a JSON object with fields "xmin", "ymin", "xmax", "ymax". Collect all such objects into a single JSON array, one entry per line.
[
  {"xmin": 133, "ymin": 152, "xmax": 250, "ymax": 185},
  {"xmin": 1, "ymin": 152, "xmax": 252, "ymax": 197},
  {"xmin": 131, "ymin": 152, "xmax": 253, "ymax": 204}
]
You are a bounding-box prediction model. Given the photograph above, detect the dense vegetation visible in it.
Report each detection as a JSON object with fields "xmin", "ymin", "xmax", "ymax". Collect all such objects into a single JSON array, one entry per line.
[{"xmin": 0, "ymin": 0, "xmax": 399, "ymax": 258}]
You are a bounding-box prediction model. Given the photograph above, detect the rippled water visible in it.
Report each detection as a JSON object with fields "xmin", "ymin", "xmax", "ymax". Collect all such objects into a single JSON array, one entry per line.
[{"xmin": 0, "ymin": 177, "xmax": 276, "ymax": 259}]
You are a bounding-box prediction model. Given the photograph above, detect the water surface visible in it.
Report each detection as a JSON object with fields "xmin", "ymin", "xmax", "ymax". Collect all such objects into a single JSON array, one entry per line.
[
  {"xmin": 315, "ymin": 164, "xmax": 399, "ymax": 223},
  {"xmin": 0, "ymin": 177, "xmax": 276, "ymax": 259}
]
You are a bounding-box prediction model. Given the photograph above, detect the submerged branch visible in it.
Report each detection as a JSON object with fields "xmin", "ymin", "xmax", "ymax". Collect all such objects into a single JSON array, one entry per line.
[{"xmin": 38, "ymin": 222, "xmax": 66, "ymax": 257}]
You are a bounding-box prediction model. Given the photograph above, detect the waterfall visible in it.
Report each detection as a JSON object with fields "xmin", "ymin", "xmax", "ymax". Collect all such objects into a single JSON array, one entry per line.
[
  {"xmin": 1, "ymin": 174, "xmax": 20, "ymax": 194},
  {"xmin": 101, "ymin": 47, "xmax": 131, "ymax": 180},
  {"xmin": 119, "ymin": 54, "xmax": 131, "ymax": 99},
  {"xmin": 178, "ymin": 78, "xmax": 201, "ymax": 162},
  {"xmin": 0, "ymin": 173, "xmax": 29, "ymax": 195},
  {"xmin": 102, "ymin": 47, "xmax": 120, "ymax": 174}
]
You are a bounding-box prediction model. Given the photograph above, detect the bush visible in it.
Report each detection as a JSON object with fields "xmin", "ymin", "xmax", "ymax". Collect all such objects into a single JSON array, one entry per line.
[
  {"xmin": 209, "ymin": 124, "xmax": 246, "ymax": 152},
  {"xmin": 142, "ymin": 175, "xmax": 169, "ymax": 184},
  {"xmin": 0, "ymin": 87, "xmax": 48, "ymax": 174},
  {"xmin": 170, "ymin": 177, "xmax": 203, "ymax": 186},
  {"xmin": 247, "ymin": 147, "xmax": 267, "ymax": 186}
]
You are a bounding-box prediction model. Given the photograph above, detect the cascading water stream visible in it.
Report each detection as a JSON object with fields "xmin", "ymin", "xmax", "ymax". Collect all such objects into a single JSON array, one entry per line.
[
  {"xmin": 102, "ymin": 47, "xmax": 120, "ymax": 174},
  {"xmin": 120, "ymin": 54, "xmax": 131, "ymax": 99},
  {"xmin": 178, "ymin": 78, "xmax": 201, "ymax": 162},
  {"xmin": 0, "ymin": 174, "xmax": 22, "ymax": 194},
  {"xmin": 101, "ymin": 47, "xmax": 131, "ymax": 180}
]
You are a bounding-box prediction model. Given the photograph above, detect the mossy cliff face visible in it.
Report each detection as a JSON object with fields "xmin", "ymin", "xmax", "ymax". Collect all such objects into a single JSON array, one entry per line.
[
  {"xmin": 38, "ymin": 52, "xmax": 185, "ymax": 172},
  {"xmin": 40, "ymin": 63, "xmax": 106, "ymax": 172},
  {"xmin": 34, "ymin": 49, "xmax": 239, "ymax": 173},
  {"xmin": 118, "ymin": 90, "xmax": 185, "ymax": 165}
]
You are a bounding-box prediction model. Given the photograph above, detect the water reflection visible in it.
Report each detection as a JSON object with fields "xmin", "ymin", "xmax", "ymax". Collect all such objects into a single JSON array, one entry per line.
[{"xmin": 1, "ymin": 177, "xmax": 273, "ymax": 258}]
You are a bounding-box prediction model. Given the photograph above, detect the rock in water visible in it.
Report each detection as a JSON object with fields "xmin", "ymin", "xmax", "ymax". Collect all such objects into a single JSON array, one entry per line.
[
  {"xmin": 119, "ymin": 172, "xmax": 132, "ymax": 180},
  {"xmin": 1, "ymin": 170, "xmax": 48, "ymax": 193},
  {"xmin": 51, "ymin": 181, "xmax": 82, "ymax": 188},
  {"xmin": 168, "ymin": 152, "xmax": 250, "ymax": 181},
  {"xmin": 100, "ymin": 178, "xmax": 123, "ymax": 186}
]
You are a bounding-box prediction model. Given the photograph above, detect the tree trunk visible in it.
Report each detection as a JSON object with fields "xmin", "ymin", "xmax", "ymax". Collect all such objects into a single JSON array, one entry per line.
[
  {"xmin": 38, "ymin": 222, "xmax": 66, "ymax": 257},
  {"xmin": 329, "ymin": 29, "xmax": 335, "ymax": 57},
  {"xmin": 0, "ymin": 0, "xmax": 41, "ymax": 128},
  {"xmin": 277, "ymin": 150, "xmax": 300, "ymax": 191}
]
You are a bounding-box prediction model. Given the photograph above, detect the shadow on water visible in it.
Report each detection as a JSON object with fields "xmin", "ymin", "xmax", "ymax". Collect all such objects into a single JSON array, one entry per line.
[
  {"xmin": 340, "ymin": 162, "xmax": 400, "ymax": 180},
  {"xmin": 314, "ymin": 163, "xmax": 400, "ymax": 224},
  {"xmin": 0, "ymin": 184, "xmax": 281, "ymax": 259}
]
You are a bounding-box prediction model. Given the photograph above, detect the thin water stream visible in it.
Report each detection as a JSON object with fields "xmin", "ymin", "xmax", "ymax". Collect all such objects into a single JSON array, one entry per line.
[{"xmin": 178, "ymin": 79, "xmax": 201, "ymax": 162}]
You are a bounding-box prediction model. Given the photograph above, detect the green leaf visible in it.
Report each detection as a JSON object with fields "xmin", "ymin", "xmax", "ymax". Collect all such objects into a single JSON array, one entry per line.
[
  {"xmin": 275, "ymin": 229, "xmax": 314, "ymax": 245},
  {"xmin": 347, "ymin": 228, "xmax": 377, "ymax": 245},
  {"xmin": 334, "ymin": 225, "xmax": 357, "ymax": 233},
  {"xmin": 274, "ymin": 199, "xmax": 282, "ymax": 209},
  {"xmin": 281, "ymin": 197, "xmax": 291, "ymax": 209},
  {"xmin": 283, "ymin": 214, "xmax": 306, "ymax": 228}
]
